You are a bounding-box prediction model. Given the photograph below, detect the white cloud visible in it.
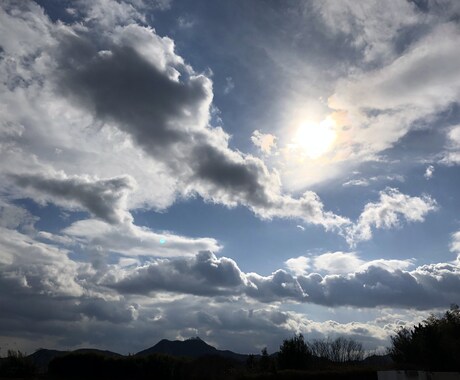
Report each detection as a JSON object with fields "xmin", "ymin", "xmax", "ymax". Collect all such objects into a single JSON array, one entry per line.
[
  {"xmin": 440, "ymin": 125, "xmax": 460, "ymax": 165},
  {"xmin": 345, "ymin": 188, "xmax": 437, "ymax": 246},
  {"xmin": 312, "ymin": 252, "xmax": 364, "ymax": 274},
  {"xmin": 448, "ymin": 125, "xmax": 460, "ymax": 147},
  {"xmin": 327, "ymin": 23, "xmax": 460, "ymax": 164},
  {"xmin": 285, "ymin": 256, "xmax": 310, "ymax": 276},
  {"xmin": 64, "ymin": 219, "xmax": 221, "ymax": 258},
  {"xmin": 251, "ymin": 130, "xmax": 277, "ymax": 155},
  {"xmin": 451, "ymin": 231, "xmax": 460, "ymax": 262},
  {"xmin": 342, "ymin": 179, "xmax": 370, "ymax": 187},
  {"xmin": 424, "ymin": 165, "xmax": 435, "ymax": 180},
  {"xmin": 0, "ymin": 227, "xmax": 86, "ymax": 297},
  {"xmin": 314, "ymin": 0, "xmax": 424, "ymax": 64}
]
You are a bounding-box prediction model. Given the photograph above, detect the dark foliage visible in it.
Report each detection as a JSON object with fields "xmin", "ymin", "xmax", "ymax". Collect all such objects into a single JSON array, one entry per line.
[
  {"xmin": 277, "ymin": 334, "xmax": 311, "ymax": 370},
  {"xmin": 47, "ymin": 351, "xmax": 242, "ymax": 380},
  {"xmin": 0, "ymin": 350, "xmax": 37, "ymax": 378},
  {"xmin": 389, "ymin": 304, "xmax": 460, "ymax": 371}
]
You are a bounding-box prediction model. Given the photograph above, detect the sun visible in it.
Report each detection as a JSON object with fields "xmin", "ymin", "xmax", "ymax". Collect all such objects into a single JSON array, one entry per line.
[{"xmin": 294, "ymin": 118, "xmax": 337, "ymax": 159}]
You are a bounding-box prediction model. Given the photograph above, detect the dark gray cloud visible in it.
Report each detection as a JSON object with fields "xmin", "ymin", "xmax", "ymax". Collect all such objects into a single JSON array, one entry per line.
[
  {"xmin": 108, "ymin": 250, "xmax": 460, "ymax": 309},
  {"xmin": 109, "ymin": 251, "xmax": 247, "ymax": 296},
  {"xmin": 9, "ymin": 173, "xmax": 135, "ymax": 224},
  {"xmin": 55, "ymin": 26, "xmax": 273, "ymax": 208}
]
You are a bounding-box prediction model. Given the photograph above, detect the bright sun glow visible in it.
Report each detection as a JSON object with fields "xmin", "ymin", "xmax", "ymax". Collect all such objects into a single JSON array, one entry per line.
[{"xmin": 295, "ymin": 118, "xmax": 337, "ymax": 159}]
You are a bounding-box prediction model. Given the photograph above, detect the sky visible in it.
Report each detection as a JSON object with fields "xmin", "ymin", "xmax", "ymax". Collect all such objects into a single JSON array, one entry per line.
[{"xmin": 1, "ymin": 0, "xmax": 460, "ymax": 356}]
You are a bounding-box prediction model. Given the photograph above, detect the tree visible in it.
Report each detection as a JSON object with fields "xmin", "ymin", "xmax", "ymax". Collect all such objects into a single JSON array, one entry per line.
[
  {"xmin": 309, "ymin": 337, "xmax": 364, "ymax": 362},
  {"xmin": 277, "ymin": 333, "xmax": 311, "ymax": 370},
  {"xmin": 259, "ymin": 347, "xmax": 271, "ymax": 372},
  {"xmin": 389, "ymin": 304, "xmax": 460, "ymax": 371}
]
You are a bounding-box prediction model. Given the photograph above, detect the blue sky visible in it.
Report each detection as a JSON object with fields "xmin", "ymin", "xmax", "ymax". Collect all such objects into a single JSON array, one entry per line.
[{"xmin": 1, "ymin": 0, "xmax": 460, "ymax": 355}]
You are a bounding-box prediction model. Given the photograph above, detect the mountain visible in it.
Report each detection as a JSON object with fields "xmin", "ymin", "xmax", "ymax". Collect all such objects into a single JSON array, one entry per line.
[
  {"xmin": 27, "ymin": 349, "xmax": 67, "ymax": 372},
  {"xmin": 135, "ymin": 337, "xmax": 248, "ymax": 361}
]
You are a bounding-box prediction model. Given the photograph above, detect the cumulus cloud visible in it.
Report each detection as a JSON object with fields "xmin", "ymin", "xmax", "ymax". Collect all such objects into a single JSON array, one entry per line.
[
  {"xmin": 0, "ymin": 214, "xmax": 455, "ymax": 354},
  {"xmin": 312, "ymin": 252, "xmax": 364, "ymax": 274},
  {"xmin": 345, "ymin": 188, "xmax": 437, "ymax": 246},
  {"xmin": 107, "ymin": 251, "xmax": 247, "ymax": 296},
  {"xmin": 0, "ymin": 227, "xmax": 85, "ymax": 297},
  {"xmin": 286, "ymin": 252, "xmax": 413, "ymax": 276},
  {"xmin": 251, "ymin": 130, "xmax": 277, "ymax": 154},
  {"xmin": 54, "ymin": 22, "xmax": 348, "ymax": 229},
  {"xmin": 285, "ymin": 256, "xmax": 310, "ymax": 276},
  {"xmin": 9, "ymin": 172, "xmax": 135, "ymax": 224},
  {"xmin": 105, "ymin": 249, "xmax": 459, "ymax": 309}
]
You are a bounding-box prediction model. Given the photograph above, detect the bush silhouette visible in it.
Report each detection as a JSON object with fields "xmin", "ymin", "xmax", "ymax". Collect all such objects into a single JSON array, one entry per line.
[
  {"xmin": 277, "ymin": 333, "xmax": 311, "ymax": 370},
  {"xmin": 389, "ymin": 304, "xmax": 460, "ymax": 371},
  {"xmin": 0, "ymin": 350, "xmax": 36, "ymax": 378}
]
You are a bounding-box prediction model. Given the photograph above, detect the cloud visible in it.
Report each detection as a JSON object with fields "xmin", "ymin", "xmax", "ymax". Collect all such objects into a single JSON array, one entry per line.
[
  {"xmin": 424, "ymin": 165, "xmax": 435, "ymax": 180},
  {"xmin": 312, "ymin": 252, "xmax": 364, "ymax": 274},
  {"xmin": 54, "ymin": 23, "xmax": 347, "ymax": 229},
  {"xmin": 313, "ymin": 0, "xmax": 424, "ymax": 64},
  {"xmin": 223, "ymin": 76, "xmax": 234, "ymax": 94},
  {"xmin": 342, "ymin": 179, "xmax": 370, "ymax": 187},
  {"xmin": 0, "ymin": 227, "xmax": 86, "ymax": 297},
  {"xmin": 451, "ymin": 231, "xmax": 460, "ymax": 262},
  {"xmin": 107, "ymin": 251, "xmax": 247, "ymax": 296},
  {"xmin": 328, "ymin": 22, "xmax": 460, "ymax": 162},
  {"xmin": 448, "ymin": 125, "xmax": 460, "ymax": 147},
  {"xmin": 285, "ymin": 256, "xmax": 310, "ymax": 276},
  {"xmin": 251, "ymin": 130, "xmax": 277, "ymax": 154},
  {"xmin": 345, "ymin": 188, "xmax": 437, "ymax": 246},
  {"xmin": 286, "ymin": 252, "xmax": 413, "ymax": 277},
  {"xmin": 0, "ymin": 0, "xmax": 351, "ymax": 233},
  {"xmin": 9, "ymin": 172, "xmax": 135, "ymax": 224},
  {"xmin": 0, "ymin": 214, "xmax": 454, "ymax": 354},
  {"xmin": 106, "ymin": 249, "xmax": 458, "ymax": 309},
  {"xmin": 63, "ymin": 219, "xmax": 221, "ymax": 258},
  {"xmin": 440, "ymin": 125, "xmax": 460, "ymax": 165},
  {"xmin": 0, "ymin": 200, "xmax": 37, "ymax": 230}
]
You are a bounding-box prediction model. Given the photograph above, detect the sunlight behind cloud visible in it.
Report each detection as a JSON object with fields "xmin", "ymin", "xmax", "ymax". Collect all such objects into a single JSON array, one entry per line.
[{"xmin": 294, "ymin": 118, "xmax": 337, "ymax": 159}]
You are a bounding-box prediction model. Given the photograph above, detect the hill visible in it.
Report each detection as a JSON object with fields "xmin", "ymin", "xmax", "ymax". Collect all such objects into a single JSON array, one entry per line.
[{"xmin": 135, "ymin": 337, "xmax": 248, "ymax": 361}]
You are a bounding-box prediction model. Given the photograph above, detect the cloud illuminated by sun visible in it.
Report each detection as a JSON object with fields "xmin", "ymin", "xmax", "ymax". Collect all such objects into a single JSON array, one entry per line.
[{"xmin": 293, "ymin": 117, "xmax": 337, "ymax": 159}]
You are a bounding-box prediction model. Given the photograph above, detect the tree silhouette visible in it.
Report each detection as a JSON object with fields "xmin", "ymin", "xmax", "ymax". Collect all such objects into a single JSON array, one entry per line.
[
  {"xmin": 277, "ymin": 333, "xmax": 311, "ymax": 370},
  {"xmin": 389, "ymin": 304, "xmax": 460, "ymax": 371},
  {"xmin": 309, "ymin": 337, "xmax": 364, "ymax": 362}
]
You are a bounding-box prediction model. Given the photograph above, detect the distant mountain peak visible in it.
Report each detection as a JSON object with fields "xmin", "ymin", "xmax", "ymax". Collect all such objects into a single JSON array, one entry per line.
[{"xmin": 135, "ymin": 337, "xmax": 247, "ymax": 361}]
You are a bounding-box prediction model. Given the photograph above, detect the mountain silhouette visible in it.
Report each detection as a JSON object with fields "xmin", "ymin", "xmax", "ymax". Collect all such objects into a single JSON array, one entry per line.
[{"xmin": 135, "ymin": 337, "xmax": 248, "ymax": 361}]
